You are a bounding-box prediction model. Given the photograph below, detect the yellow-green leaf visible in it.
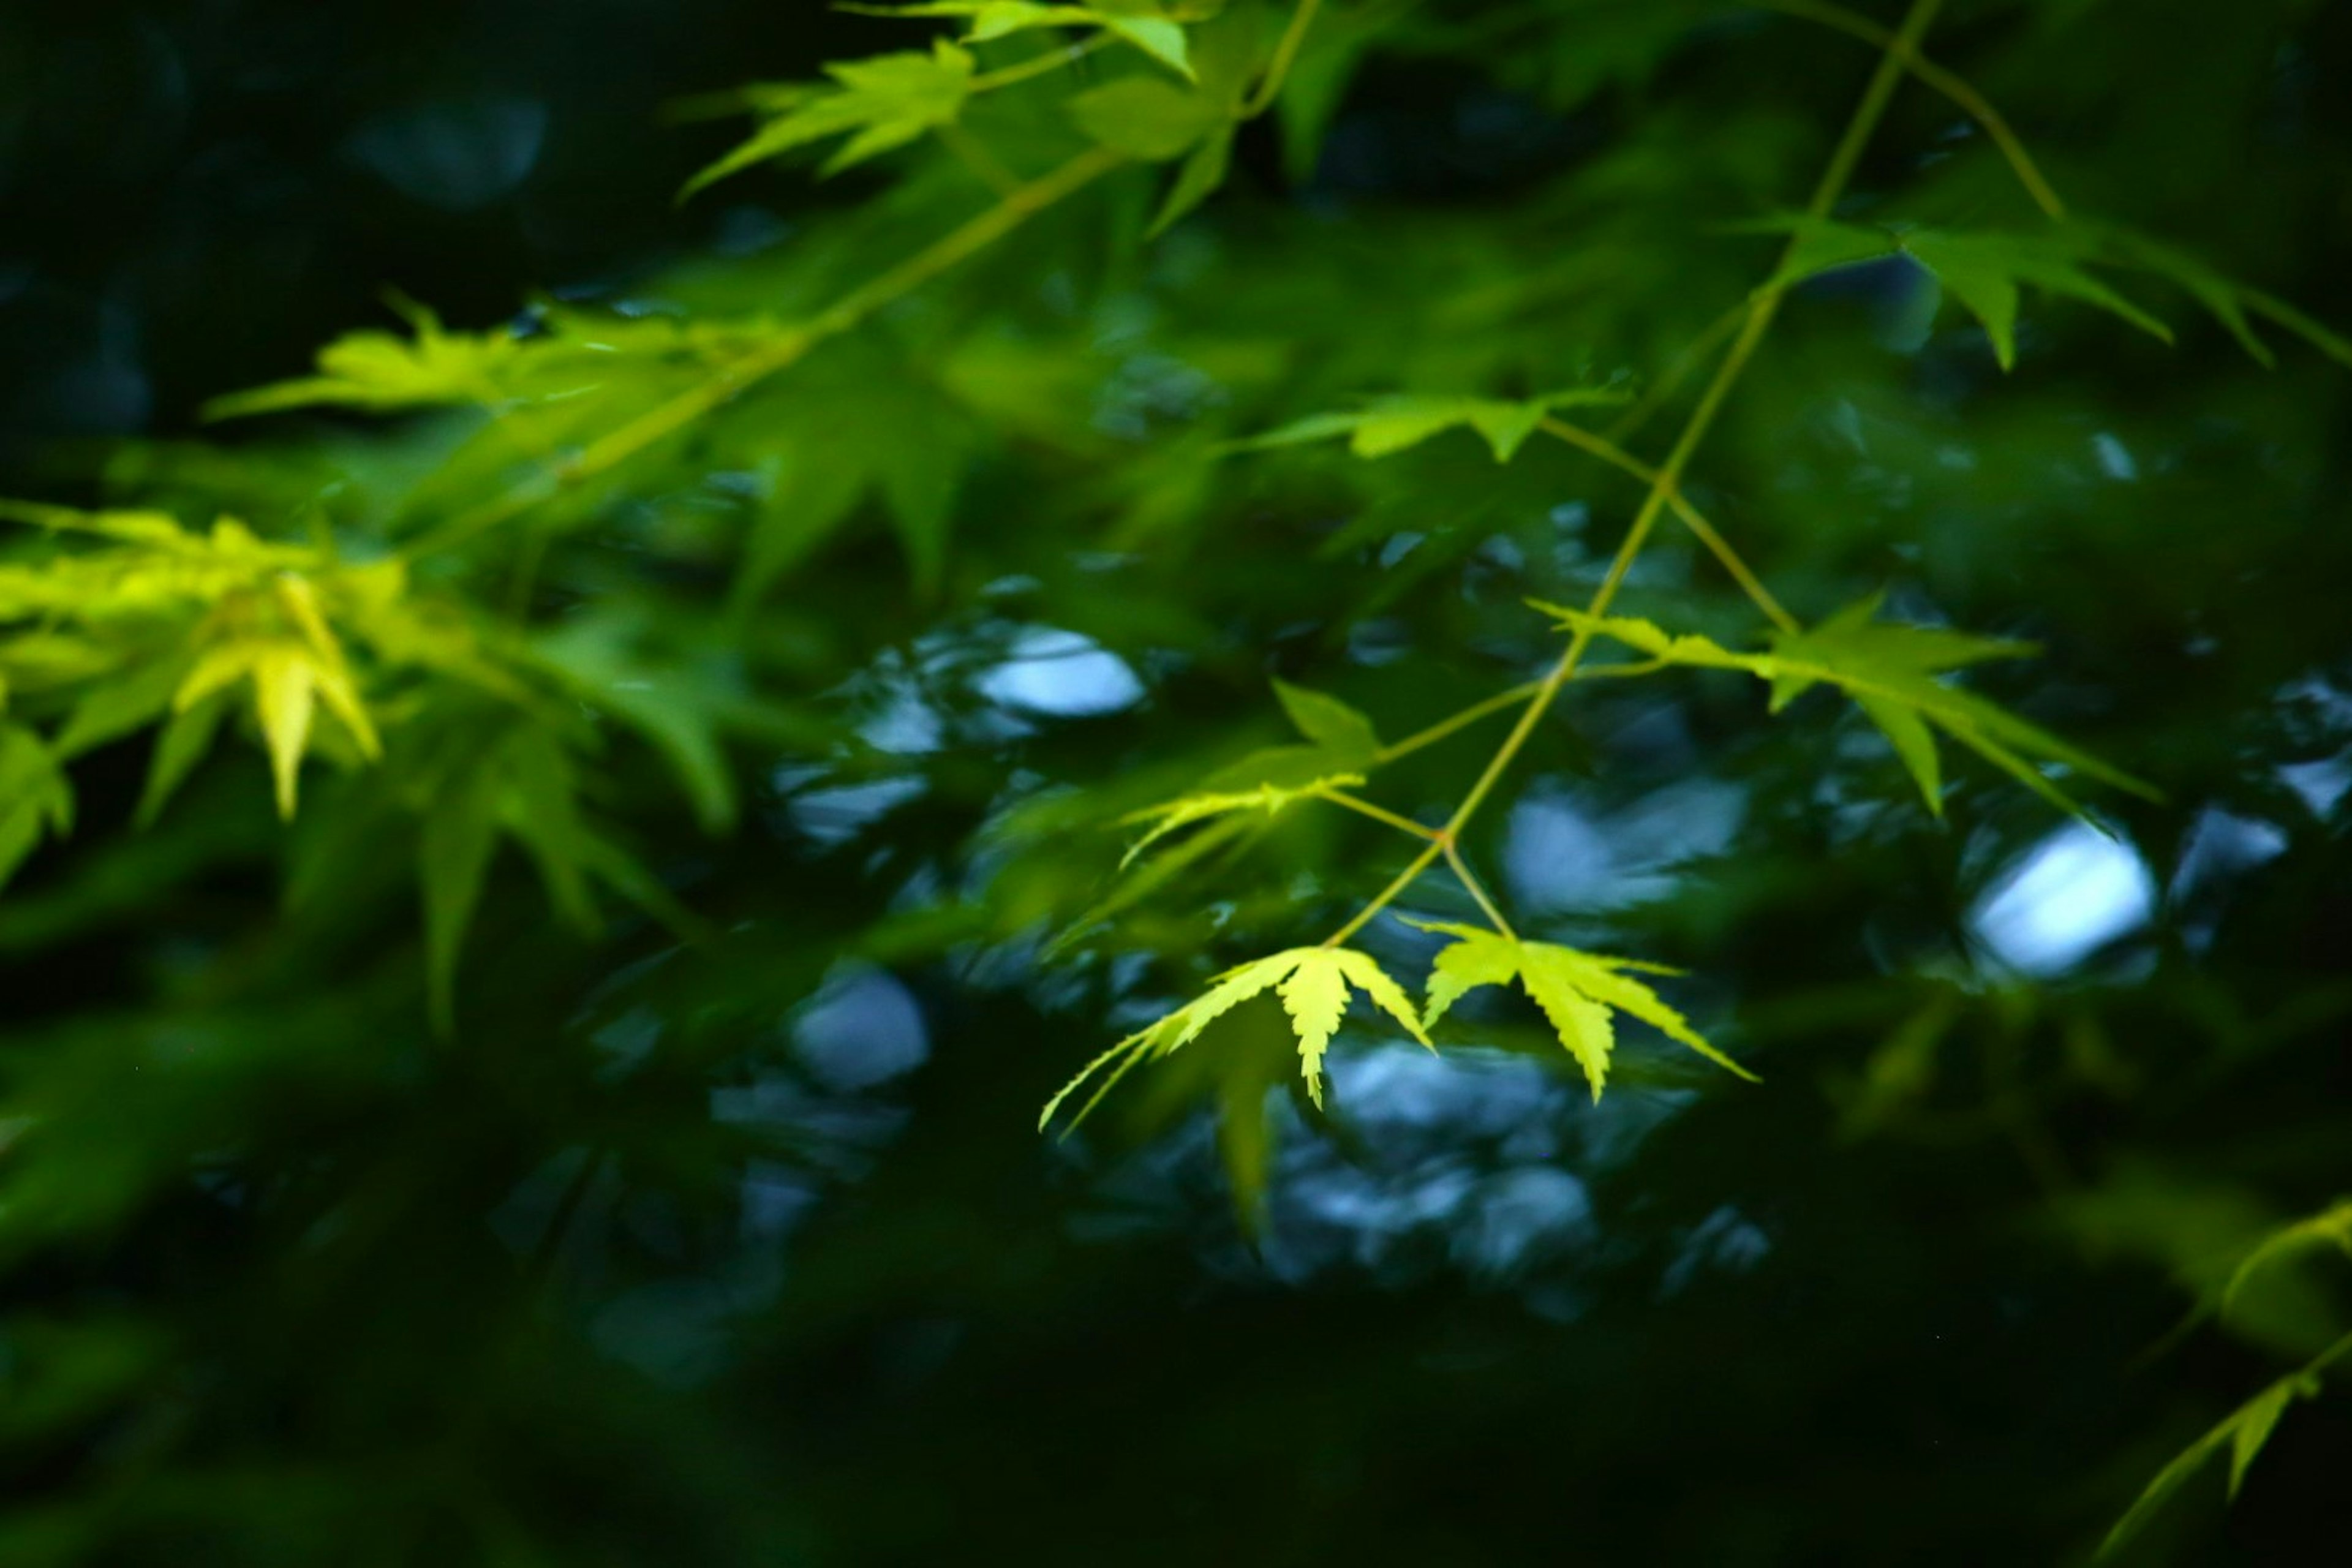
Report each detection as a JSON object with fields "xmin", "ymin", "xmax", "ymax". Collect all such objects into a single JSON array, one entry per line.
[
  {"xmin": 682, "ymin": 39, "xmax": 976, "ymax": 196},
  {"xmin": 1406, "ymin": 920, "xmax": 1752, "ymax": 1100},
  {"xmin": 1039, "ymin": 945, "xmax": 1428, "ymax": 1129}
]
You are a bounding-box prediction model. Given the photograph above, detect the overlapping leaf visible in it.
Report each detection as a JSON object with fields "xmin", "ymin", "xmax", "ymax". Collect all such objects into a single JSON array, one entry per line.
[
  {"xmin": 412, "ymin": 711, "xmax": 687, "ymax": 1033},
  {"xmin": 684, "ymin": 38, "xmax": 977, "ymax": 195},
  {"xmin": 1408, "ymin": 919, "xmax": 1752, "ymax": 1099},
  {"xmin": 1536, "ymin": 596, "xmax": 2157, "ymax": 816},
  {"xmin": 1041, "ymin": 944, "xmax": 1428, "ymax": 1127},
  {"xmin": 1242, "ymin": 387, "xmax": 1632, "ymax": 464},
  {"xmin": 1117, "ymin": 678, "xmax": 1382, "ymax": 867}
]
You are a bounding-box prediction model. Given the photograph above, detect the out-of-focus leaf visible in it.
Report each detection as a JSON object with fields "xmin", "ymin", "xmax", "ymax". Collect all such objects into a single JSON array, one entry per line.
[{"xmin": 683, "ymin": 39, "xmax": 976, "ymax": 195}]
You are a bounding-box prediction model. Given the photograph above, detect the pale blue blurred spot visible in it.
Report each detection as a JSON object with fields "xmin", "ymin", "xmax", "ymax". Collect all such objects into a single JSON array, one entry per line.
[
  {"xmin": 1970, "ymin": 822, "xmax": 2155, "ymax": 975},
  {"xmin": 974, "ymin": 626, "xmax": 1144, "ymax": 718},
  {"xmin": 793, "ymin": 965, "xmax": 929, "ymax": 1093},
  {"xmin": 349, "ymin": 96, "xmax": 546, "ymax": 211},
  {"xmin": 2092, "ymin": 431, "xmax": 2139, "ymax": 481},
  {"xmin": 2278, "ymin": 754, "xmax": 2351, "ymax": 818}
]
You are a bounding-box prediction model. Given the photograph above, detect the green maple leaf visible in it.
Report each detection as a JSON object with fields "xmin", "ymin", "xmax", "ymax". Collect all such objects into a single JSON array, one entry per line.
[
  {"xmin": 683, "ymin": 39, "xmax": 976, "ymax": 197},
  {"xmin": 1753, "ymin": 216, "xmax": 2172, "ymax": 371},
  {"xmin": 1408, "ymin": 920, "xmax": 1753, "ymax": 1099},
  {"xmin": 1243, "ymin": 387, "xmax": 1632, "ymax": 464},
  {"xmin": 172, "ymin": 574, "xmax": 383, "ymax": 820},
  {"xmin": 1041, "ymin": 945, "xmax": 1428, "ymax": 1129},
  {"xmin": 412, "ymin": 714, "xmax": 687, "ymax": 1035},
  {"xmin": 203, "ymin": 296, "xmax": 527, "ymax": 419},
  {"xmin": 2089, "ymin": 224, "xmax": 2352, "ymax": 370},
  {"xmin": 1117, "ymin": 774, "xmax": 1363, "ymax": 869},
  {"xmin": 849, "ymin": 2, "xmax": 1195, "ymax": 78},
  {"xmin": 1115, "ymin": 677, "xmax": 1383, "ymax": 868},
  {"xmin": 1537, "ymin": 597, "xmax": 2158, "ymax": 818}
]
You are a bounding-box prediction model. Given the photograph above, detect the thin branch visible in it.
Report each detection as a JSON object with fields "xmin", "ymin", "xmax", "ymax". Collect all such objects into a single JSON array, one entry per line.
[
  {"xmin": 1537, "ymin": 417, "xmax": 1800, "ymax": 633},
  {"xmin": 1753, "ymin": 0, "xmax": 2065, "ymax": 220},
  {"xmin": 1374, "ymin": 681, "xmax": 1545, "ymax": 764},
  {"xmin": 1443, "ymin": 842, "xmax": 1517, "ymax": 941},
  {"xmin": 970, "ymin": 33, "xmax": 1112, "ymax": 94},
  {"xmin": 1318, "ymin": 788, "xmax": 1442, "ymax": 841},
  {"xmin": 1320, "ymin": 0, "xmax": 1949, "ymax": 949},
  {"xmin": 1606, "ymin": 300, "xmax": 1749, "ymax": 445}
]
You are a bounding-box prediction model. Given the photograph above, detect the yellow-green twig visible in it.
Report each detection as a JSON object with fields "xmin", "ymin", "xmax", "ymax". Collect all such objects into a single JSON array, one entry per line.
[
  {"xmin": 1319, "ymin": 788, "xmax": 1442, "ymax": 841},
  {"xmin": 1321, "ymin": 0, "xmax": 1948, "ymax": 951},
  {"xmin": 1754, "ymin": 0, "xmax": 2064, "ymax": 221},
  {"xmin": 1537, "ymin": 417, "xmax": 1799, "ymax": 634}
]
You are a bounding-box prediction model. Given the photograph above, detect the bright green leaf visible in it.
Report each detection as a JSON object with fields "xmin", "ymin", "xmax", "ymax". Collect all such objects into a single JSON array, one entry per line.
[
  {"xmin": 848, "ymin": 2, "xmax": 1194, "ymax": 78},
  {"xmin": 1066, "ymin": 75, "xmax": 1225, "ymax": 160},
  {"xmin": 1407, "ymin": 919, "xmax": 1752, "ymax": 1099},
  {"xmin": 1041, "ymin": 945, "xmax": 1428, "ymax": 1128},
  {"xmin": 1243, "ymin": 388, "xmax": 1632, "ymax": 464},
  {"xmin": 682, "ymin": 39, "xmax": 976, "ymax": 196}
]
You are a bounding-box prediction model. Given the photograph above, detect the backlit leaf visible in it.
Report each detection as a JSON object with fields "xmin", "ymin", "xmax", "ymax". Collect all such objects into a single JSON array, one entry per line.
[
  {"xmin": 1243, "ymin": 387, "xmax": 1632, "ymax": 464},
  {"xmin": 1040, "ymin": 945, "xmax": 1428, "ymax": 1128},
  {"xmin": 682, "ymin": 39, "xmax": 976, "ymax": 195},
  {"xmin": 1407, "ymin": 920, "xmax": 1753, "ymax": 1099},
  {"xmin": 848, "ymin": 2, "xmax": 1195, "ymax": 78},
  {"xmin": 1540, "ymin": 598, "xmax": 2158, "ymax": 817}
]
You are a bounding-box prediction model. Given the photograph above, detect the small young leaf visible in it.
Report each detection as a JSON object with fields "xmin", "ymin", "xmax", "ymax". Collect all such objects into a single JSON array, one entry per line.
[
  {"xmin": 1117, "ymin": 774, "xmax": 1362, "ymax": 869},
  {"xmin": 683, "ymin": 39, "xmax": 976, "ymax": 196},
  {"xmin": 1270, "ymin": 677, "xmax": 1380, "ymax": 761},
  {"xmin": 848, "ymin": 3, "xmax": 1195, "ymax": 78},
  {"xmin": 204, "ymin": 298, "xmax": 524, "ymax": 419},
  {"xmin": 1242, "ymin": 388, "xmax": 1631, "ymax": 464},
  {"xmin": 1039, "ymin": 946, "xmax": 1429, "ymax": 1126}
]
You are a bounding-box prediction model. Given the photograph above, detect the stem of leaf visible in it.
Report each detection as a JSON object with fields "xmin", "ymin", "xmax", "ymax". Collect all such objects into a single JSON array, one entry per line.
[
  {"xmin": 1537, "ymin": 417, "xmax": 1800, "ymax": 633},
  {"xmin": 1607, "ymin": 300, "xmax": 1749, "ymax": 445},
  {"xmin": 1317, "ymin": 0, "xmax": 1946, "ymax": 950},
  {"xmin": 1754, "ymin": 0, "xmax": 2065, "ymax": 220},
  {"xmin": 1317, "ymin": 788, "xmax": 1441, "ymax": 841},
  {"xmin": 1443, "ymin": 841, "xmax": 1517, "ymax": 941},
  {"xmin": 401, "ymin": 146, "xmax": 1127, "ymax": 563},
  {"xmin": 1373, "ymin": 680, "xmax": 1544, "ymax": 764},
  {"xmin": 1244, "ymin": 0, "xmax": 1327, "ymax": 117},
  {"xmin": 969, "ymin": 34, "xmax": 1112, "ymax": 94}
]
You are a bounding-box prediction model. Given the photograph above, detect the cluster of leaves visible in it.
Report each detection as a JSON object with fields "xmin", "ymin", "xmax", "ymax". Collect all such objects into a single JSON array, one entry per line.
[
  {"xmin": 0, "ymin": 499, "xmax": 754, "ymax": 1027},
  {"xmin": 4, "ymin": 0, "xmax": 2351, "ymax": 1560},
  {"xmin": 1539, "ymin": 595, "xmax": 2158, "ymax": 818}
]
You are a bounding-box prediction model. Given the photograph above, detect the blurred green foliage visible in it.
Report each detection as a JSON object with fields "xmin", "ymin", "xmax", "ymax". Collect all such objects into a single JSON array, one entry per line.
[{"xmin": 3, "ymin": 1, "xmax": 2351, "ymax": 1562}]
